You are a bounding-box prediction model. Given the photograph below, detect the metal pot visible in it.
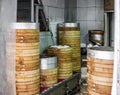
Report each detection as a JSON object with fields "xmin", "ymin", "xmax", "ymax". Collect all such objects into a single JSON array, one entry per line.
[{"xmin": 88, "ymin": 30, "xmax": 104, "ymax": 45}]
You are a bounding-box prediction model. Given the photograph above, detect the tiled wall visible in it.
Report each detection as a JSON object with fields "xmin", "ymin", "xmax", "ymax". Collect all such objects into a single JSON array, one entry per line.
[
  {"xmin": 64, "ymin": 0, "xmax": 77, "ymax": 22},
  {"xmin": 77, "ymin": 0, "xmax": 104, "ymax": 43},
  {"xmin": 42, "ymin": 0, "xmax": 104, "ymax": 44},
  {"xmin": 42, "ymin": 0, "xmax": 64, "ymax": 22},
  {"xmin": 42, "ymin": 0, "xmax": 65, "ymax": 44}
]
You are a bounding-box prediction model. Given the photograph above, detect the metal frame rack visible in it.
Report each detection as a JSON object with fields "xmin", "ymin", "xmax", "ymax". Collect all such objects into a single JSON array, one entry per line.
[{"xmin": 40, "ymin": 72, "xmax": 80, "ymax": 95}]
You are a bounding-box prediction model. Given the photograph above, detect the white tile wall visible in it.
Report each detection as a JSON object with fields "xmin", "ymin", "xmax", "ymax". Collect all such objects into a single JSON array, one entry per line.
[
  {"xmin": 56, "ymin": 0, "xmax": 65, "ymax": 8},
  {"xmin": 42, "ymin": 0, "xmax": 104, "ymax": 44},
  {"xmin": 77, "ymin": 20, "xmax": 88, "ymax": 43},
  {"xmin": 43, "ymin": 0, "xmax": 65, "ymax": 8},
  {"xmin": 42, "ymin": 0, "xmax": 50, "ymax": 6},
  {"xmin": 88, "ymin": 0, "xmax": 95, "ymax": 7},
  {"xmin": 49, "ymin": 8, "xmax": 64, "ymax": 22},
  {"xmin": 55, "ymin": 8, "xmax": 64, "ymax": 19},
  {"xmin": 49, "ymin": 0, "xmax": 58, "ymax": 7},
  {"xmin": 95, "ymin": 21, "xmax": 104, "ymax": 30},
  {"xmin": 87, "ymin": 21, "xmax": 96, "ymax": 30},
  {"xmin": 87, "ymin": 7, "xmax": 96, "ymax": 20},
  {"xmin": 77, "ymin": 0, "xmax": 88, "ymax": 7},
  {"xmin": 77, "ymin": 8, "xmax": 87, "ymax": 20},
  {"xmin": 42, "ymin": 0, "xmax": 65, "ymax": 44},
  {"xmin": 42, "ymin": 0, "xmax": 64, "ymax": 21},
  {"xmin": 77, "ymin": 0, "xmax": 104, "ymax": 43},
  {"xmin": 43, "ymin": 6, "xmax": 49, "ymax": 18},
  {"xmin": 48, "ymin": 7, "xmax": 56, "ymax": 19},
  {"xmin": 95, "ymin": 0, "xmax": 104, "ymax": 7},
  {"xmin": 61, "ymin": 9, "xmax": 64, "ymax": 20},
  {"xmin": 95, "ymin": 7, "xmax": 104, "ymax": 21},
  {"xmin": 79, "ymin": 21, "xmax": 87, "ymax": 33}
]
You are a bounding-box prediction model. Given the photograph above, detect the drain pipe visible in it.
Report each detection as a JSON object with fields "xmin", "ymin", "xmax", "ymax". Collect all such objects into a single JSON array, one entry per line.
[{"xmin": 31, "ymin": 0, "xmax": 34, "ymax": 22}]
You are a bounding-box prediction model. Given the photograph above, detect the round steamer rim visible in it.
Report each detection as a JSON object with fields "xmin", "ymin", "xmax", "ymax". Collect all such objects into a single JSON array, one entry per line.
[
  {"xmin": 89, "ymin": 30, "xmax": 104, "ymax": 33},
  {"xmin": 50, "ymin": 45, "xmax": 71, "ymax": 49},
  {"xmin": 87, "ymin": 47, "xmax": 114, "ymax": 60},
  {"xmin": 64, "ymin": 23, "xmax": 79, "ymax": 27},
  {"xmin": 12, "ymin": 23, "xmax": 39, "ymax": 29},
  {"xmin": 58, "ymin": 23, "xmax": 80, "ymax": 27}
]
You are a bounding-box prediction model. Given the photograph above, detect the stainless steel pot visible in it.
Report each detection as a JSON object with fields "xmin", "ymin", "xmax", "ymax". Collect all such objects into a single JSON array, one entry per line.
[{"xmin": 88, "ymin": 30, "xmax": 104, "ymax": 45}]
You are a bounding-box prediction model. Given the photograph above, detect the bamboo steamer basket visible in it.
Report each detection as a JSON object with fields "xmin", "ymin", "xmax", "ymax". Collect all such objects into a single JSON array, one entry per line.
[
  {"xmin": 13, "ymin": 23, "xmax": 40, "ymax": 95},
  {"xmin": 87, "ymin": 46, "xmax": 114, "ymax": 95},
  {"xmin": 47, "ymin": 45, "xmax": 73, "ymax": 81},
  {"xmin": 88, "ymin": 80, "xmax": 111, "ymax": 94},
  {"xmin": 40, "ymin": 55, "xmax": 57, "ymax": 92},
  {"xmin": 88, "ymin": 89, "xmax": 110, "ymax": 95},
  {"xmin": 58, "ymin": 23, "xmax": 81, "ymax": 72}
]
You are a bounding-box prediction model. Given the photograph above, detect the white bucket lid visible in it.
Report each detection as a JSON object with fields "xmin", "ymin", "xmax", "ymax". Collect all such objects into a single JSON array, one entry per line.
[{"xmin": 87, "ymin": 46, "xmax": 114, "ymax": 60}]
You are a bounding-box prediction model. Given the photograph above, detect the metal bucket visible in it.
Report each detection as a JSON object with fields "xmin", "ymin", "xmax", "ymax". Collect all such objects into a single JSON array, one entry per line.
[
  {"xmin": 87, "ymin": 46, "xmax": 114, "ymax": 95},
  {"xmin": 88, "ymin": 30, "xmax": 104, "ymax": 45}
]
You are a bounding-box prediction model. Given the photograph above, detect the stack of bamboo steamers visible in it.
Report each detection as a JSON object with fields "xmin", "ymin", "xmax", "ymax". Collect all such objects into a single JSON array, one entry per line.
[
  {"xmin": 12, "ymin": 22, "xmax": 81, "ymax": 94},
  {"xmin": 40, "ymin": 55, "xmax": 57, "ymax": 91},
  {"xmin": 87, "ymin": 47, "xmax": 114, "ymax": 95},
  {"xmin": 47, "ymin": 45, "xmax": 72, "ymax": 81},
  {"xmin": 14, "ymin": 23, "xmax": 40, "ymax": 95},
  {"xmin": 58, "ymin": 23, "xmax": 81, "ymax": 72}
]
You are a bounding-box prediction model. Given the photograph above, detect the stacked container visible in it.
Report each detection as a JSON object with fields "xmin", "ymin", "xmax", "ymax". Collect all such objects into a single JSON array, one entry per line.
[
  {"xmin": 87, "ymin": 47, "xmax": 114, "ymax": 95},
  {"xmin": 40, "ymin": 55, "xmax": 57, "ymax": 92},
  {"xmin": 48, "ymin": 45, "xmax": 72, "ymax": 81},
  {"xmin": 58, "ymin": 23, "xmax": 81, "ymax": 72},
  {"xmin": 14, "ymin": 23, "xmax": 40, "ymax": 95}
]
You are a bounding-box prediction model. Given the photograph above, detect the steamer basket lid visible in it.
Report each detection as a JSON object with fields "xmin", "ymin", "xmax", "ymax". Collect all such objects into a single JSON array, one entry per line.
[
  {"xmin": 57, "ymin": 23, "xmax": 79, "ymax": 27},
  {"xmin": 12, "ymin": 22, "xmax": 39, "ymax": 29},
  {"xmin": 64, "ymin": 23, "xmax": 79, "ymax": 27},
  {"xmin": 87, "ymin": 46, "xmax": 114, "ymax": 60},
  {"xmin": 50, "ymin": 45, "xmax": 71, "ymax": 49}
]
